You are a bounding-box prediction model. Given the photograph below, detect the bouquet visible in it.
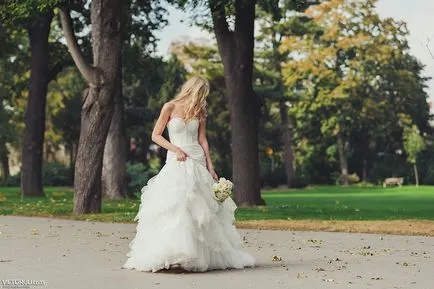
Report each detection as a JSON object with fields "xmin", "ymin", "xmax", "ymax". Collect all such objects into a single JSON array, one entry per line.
[{"xmin": 212, "ymin": 177, "xmax": 234, "ymax": 203}]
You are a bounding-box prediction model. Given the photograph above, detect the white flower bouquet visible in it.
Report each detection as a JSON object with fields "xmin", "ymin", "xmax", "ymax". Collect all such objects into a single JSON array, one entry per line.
[{"xmin": 212, "ymin": 177, "xmax": 234, "ymax": 203}]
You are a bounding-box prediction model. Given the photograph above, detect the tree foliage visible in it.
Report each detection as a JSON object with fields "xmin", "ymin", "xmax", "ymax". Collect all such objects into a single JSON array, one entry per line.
[
  {"xmin": 280, "ymin": 0, "xmax": 431, "ymax": 184},
  {"xmin": 403, "ymin": 124, "xmax": 425, "ymax": 165}
]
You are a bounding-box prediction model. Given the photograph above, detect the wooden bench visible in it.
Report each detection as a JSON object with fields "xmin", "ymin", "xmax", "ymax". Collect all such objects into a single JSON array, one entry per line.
[{"xmin": 383, "ymin": 177, "xmax": 404, "ymax": 187}]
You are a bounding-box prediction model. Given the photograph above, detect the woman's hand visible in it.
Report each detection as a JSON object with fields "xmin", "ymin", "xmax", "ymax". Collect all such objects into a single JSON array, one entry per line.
[
  {"xmin": 175, "ymin": 147, "xmax": 188, "ymax": 162},
  {"xmin": 209, "ymin": 167, "xmax": 219, "ymax": 181}
]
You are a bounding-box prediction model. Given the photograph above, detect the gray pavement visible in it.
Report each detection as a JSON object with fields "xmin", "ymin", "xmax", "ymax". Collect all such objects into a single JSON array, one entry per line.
[{"xmin": 0, "ymin": 216, "xmax": 433, "ymax": 289}]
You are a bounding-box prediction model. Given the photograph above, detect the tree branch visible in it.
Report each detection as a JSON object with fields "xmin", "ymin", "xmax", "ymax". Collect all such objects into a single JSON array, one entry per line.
[
  {"xmin": 59, "ymin": 8, "xmax": 99, "ymax": 86},
  {"xmin": 426, "ymin": 38, "xmax": 434, "ymax": 61}
]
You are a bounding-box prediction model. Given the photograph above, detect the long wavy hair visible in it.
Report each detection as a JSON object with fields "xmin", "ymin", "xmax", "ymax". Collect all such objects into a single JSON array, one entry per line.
[{"xmin": 172, "ymin": 76, "xmax": 209, "ymax": 121}]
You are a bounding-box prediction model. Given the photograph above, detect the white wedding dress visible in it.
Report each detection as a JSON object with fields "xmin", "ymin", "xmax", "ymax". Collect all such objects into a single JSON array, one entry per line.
[{"xmin": 122, "ymin": 116, "xmax": 255, "ymax": 272}]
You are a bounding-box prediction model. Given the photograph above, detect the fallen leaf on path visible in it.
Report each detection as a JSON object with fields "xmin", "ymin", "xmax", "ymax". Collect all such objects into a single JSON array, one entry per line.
[
  {"xmin": 323, "ymin": 278, "xmax": 334, "ymax": 282},
  {"xmin": 94, "ymin": 231, "xmax": 111, "ymax": 237},
  {"xmin": 371, "ymin": 277, "xmax": 383, "ymax": 280},
  {"xmin": 272, "ymin": 255, "xmax": 282, "ymax": 262}
]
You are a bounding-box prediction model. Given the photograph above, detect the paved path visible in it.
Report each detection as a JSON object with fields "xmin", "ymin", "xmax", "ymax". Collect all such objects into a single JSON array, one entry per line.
[{"xmin": 0, "ymin": 216, "xmax": 433, "ymax": 289}]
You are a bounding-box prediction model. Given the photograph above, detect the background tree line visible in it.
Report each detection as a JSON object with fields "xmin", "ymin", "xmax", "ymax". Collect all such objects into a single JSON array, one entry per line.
[{"xmin": 0, "ymin": 0, "xmax": 432, "ymax": 214}]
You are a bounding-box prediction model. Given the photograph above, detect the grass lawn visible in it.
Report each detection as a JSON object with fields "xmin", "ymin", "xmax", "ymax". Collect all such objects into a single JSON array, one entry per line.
[
  {"xmin": 1, "ymin": 185, "xmax": 434, "ymax": 223},
  {"xmin": 237, "ymin": 186, "xmax": 434, "ymax": 221}
]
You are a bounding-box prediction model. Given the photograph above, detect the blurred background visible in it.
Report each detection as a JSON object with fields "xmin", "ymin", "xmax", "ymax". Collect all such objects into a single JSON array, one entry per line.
[{"xmin": 0, "ymin": 0, "xmax": 433, "ymax": 198}]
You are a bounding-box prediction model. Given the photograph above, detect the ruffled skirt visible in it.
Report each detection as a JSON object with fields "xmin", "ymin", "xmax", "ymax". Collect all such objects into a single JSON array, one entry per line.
[{"xmin": 122, "ymin": 145, "xmax": 255, "ymax": 272}]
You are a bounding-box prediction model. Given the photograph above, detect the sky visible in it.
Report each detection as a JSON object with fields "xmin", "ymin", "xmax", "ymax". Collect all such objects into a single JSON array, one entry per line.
[{"xmin": 154, "ymin": 1, "xmax": 434, "ymax": 104}]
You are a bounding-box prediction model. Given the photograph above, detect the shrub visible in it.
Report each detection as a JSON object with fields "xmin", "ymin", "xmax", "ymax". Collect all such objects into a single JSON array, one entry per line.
[
  {"xmin": 423, "ymin": 167, "xmax": 434, "ymax": 185},
  {"xmin": 332, "ymin": 172, "xmax": 360, "ymax": 185},
  {"xmin": 3, "ymin": 162, "xmax": 73, "ymax": 187},
  {"xmin": 126, "ymin": 161, "xmax": 161, "ymax": 193},
  {"xmin": 348, "ymin": 173, "xmax": 360, "ymax": 184},
  {"xmin": 291, "ymin": 173, "xmax": 309, "ymax": 189},
  {"xmin": 42, "ymin": 162, "xmax": 73, "ymax": 186},
  {"xmin": 353, "ymin": 181, "xmax": 376, "ymax": 187},
  {"xmin": 126, "ymin": 162, "xmax": 149, "ymax": 192},
  {"xmin": 262, "ymin": 167, "xmax": 287, "ymax": 188},
  {"xmin": 3, "ymin": 173, "xmax": 20, "ymax": 187}
]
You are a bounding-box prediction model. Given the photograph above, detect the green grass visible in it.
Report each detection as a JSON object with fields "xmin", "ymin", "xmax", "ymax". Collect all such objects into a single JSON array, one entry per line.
[
  {"xmin": 0, "ymin": 187, "xmax": 138, "ymax": 222},
  {"xmin": 1, "ymin": 186, "xmax": 434, "ymax": 222},
  {"xmin": 237, "ymin": 186, "xmax": 434, "ymax": 221}
]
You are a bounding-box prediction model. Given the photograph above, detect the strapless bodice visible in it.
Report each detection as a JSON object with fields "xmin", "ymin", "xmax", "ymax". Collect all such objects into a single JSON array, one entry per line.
[
  {"xmin": 167, "ymin": 117, "xmax": 200, "ymax": 146},
  {"xmin": 166, "ymin": 117, "xmax": 205, "ymax": 165}
]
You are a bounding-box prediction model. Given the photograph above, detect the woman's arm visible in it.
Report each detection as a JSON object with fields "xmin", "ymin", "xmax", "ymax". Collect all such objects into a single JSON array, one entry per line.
[
  {"xmin": 151, "ymin": 103, "xmax": 188, "ymax": 161},
  {"xmin": 198, "ymin": 111, "xmax": 218, "ymax": 180}
]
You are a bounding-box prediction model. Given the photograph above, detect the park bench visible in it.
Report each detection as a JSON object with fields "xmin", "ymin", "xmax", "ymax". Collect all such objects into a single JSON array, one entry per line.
[{"xmin": 383, "ymin": 177, "xmax": 404, "ymax": 187}]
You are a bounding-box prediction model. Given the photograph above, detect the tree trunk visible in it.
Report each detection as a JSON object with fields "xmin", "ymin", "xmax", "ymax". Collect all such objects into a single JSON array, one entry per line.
[
  {"xmin": 102, "ymin": 58, "xmax": 131, "ymax": 200},
  {"xmin": 210, "ymin": 0, "xmax": 263, "ymax": 206},
  {"xmin": 362, "ymin": 159, "xmax": 368, "ymax": 183},
  {"xmin": 66, "ymin": 141, "xmax": 77, "ymax": 183},
  {"xmin": 0, "ymin": 141, "xmax": 10, "ymax": 183},
  {"xmin": 21, "ymin": 12, "xmax": 53, "ymax": 197},
  {"xmin": 60, "ymin": 0, "xmax": 122, "ymax": 214},
  {"xmin": 413, "ymin": 163, "xmax": 419, "ymax": 187},
  {"xmin": 225, "ymin": 72, "xmax": 262, "ymax": 206},
  {"xmin": 337, "ymin": 132, "xmax": 349, "ymax": 186},
  {"xmin": 279, "ymin": 100, "xmax": 295, "ymax": 187},
  {"xmin": 67, "ymin": 142, "xmax": 73, "ymax": 170},
  {"xmin": 272, "ymin": 24, "xmax": 295, "ymax": 188},
  {"xmin": 0, "ymin": 96, "xmax": 10, "ymax": 183}
]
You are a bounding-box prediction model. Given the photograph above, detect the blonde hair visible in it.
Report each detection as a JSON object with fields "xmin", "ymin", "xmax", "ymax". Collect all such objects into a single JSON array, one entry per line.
[{"xmin": 173, "ymin": 76, "xmax": 209, "ymax": 121}]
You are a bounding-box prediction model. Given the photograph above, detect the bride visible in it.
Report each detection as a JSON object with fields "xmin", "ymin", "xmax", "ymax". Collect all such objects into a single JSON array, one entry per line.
[{"xmin": 122, "ymin": 76, "xmax": 255, "ymax": 272}]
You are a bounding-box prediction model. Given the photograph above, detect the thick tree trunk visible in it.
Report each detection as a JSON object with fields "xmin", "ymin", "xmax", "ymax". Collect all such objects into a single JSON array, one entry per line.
[
  {"xmin": 102, "ymin": 60, "xmax": 131, "ymax": 200},
  {"xmin": 74, "ymin": 87, "xmax": 115, "ymax": 213},
  {"xmin": 21, "ymin": 12, "xmax": 53, "ymax": 197},
  {"xmin": 279, "ymin": 100, "xmax": 295, "ymax": 187},
  {"xmin": 225, "ymin": 72, "xmax": 262, "ymax": 206},
  {"xmin": 210, "ymin": 0, "xmax": 263, "ymax": 206},
  {"xmin": 337, "ymin": 132, "xmax": 349, "ymax": 186},
  {"xmin": 61, "ymin": 0, "xmax": 122, "ymax": 214},
  {"xmin": 413, "ymin": 163, "xmax": 419, "ymax": 187}
]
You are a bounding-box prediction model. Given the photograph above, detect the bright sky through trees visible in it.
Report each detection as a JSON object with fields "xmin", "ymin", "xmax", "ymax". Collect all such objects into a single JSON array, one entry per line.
[{"xmin": 155, "ymin": 1, "xmax": 434, "ymax": 107}]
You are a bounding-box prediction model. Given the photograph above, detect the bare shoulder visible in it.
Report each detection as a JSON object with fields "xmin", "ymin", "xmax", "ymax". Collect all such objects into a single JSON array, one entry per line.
[{"xmin": 161, "ymin": 102, "xmax": 175, "ymax": 113}]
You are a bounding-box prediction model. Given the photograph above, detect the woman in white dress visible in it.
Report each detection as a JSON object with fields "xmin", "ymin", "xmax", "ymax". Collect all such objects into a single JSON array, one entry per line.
[{"xmin": 122, "ymin": 76, "xmax": 255, "ymax": 272}]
